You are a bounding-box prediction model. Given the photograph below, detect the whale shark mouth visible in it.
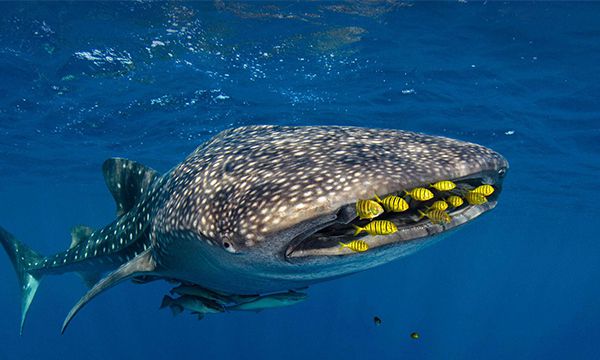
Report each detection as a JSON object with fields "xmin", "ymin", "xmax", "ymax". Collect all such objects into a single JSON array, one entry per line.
[{"xmin": 285, "ymin": 170, "xmax": 504, "ymax": 259}]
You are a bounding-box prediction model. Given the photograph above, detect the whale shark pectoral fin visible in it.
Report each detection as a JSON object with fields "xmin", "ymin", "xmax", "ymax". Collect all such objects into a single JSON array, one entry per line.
[
  {"xmin": 102, "ymin": 158, "xmax": 159, "ymax": 216},
  {"xmin": 61, "ymin": 249, "xmax": 157, "ymax": 334}
]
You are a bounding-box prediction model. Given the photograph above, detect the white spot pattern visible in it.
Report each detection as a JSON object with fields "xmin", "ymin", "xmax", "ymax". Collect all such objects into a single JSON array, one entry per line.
[{"xmin": 155, "ymin": 125, "xmax": 506, "ymax": 251}]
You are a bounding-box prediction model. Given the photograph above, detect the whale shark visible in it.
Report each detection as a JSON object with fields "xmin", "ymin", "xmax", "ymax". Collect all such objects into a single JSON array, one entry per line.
[{"xmin": 0, "ymin": 125, "xmax": 508, "ymax": 334}]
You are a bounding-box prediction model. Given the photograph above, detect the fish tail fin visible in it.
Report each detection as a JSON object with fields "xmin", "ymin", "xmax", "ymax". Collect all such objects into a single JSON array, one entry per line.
[
  {"xmin": 0, "ymin": 226, "xmax": 45, "ymax": 335},
  {"xmin": 191, "ymin": 311, "xmax": 205, "ymax": 320},
  {"xmin": 161, "ymin": 295, "xmax": 184, "ymax": 316},
  {"xmin": 373, "ymin": 193, "xmax": 382, "ymax": 203},
  {"xmin": 339, "ymin": 242, "xmax": 347, "ymax": 249},
  {"xmin": 160, "ymin": 295, "xmax": 173, "ymax": 309},
  {"xmin": 352, "ymin": 225, "xmax": 364, "ymax": 236},
  {"xmin": 171, "ymin": 304, "xmax": 184, "ymax": 316},
  {"xmin": 417, "ymin": 210, "xmax": 426, "ymax": 219}
]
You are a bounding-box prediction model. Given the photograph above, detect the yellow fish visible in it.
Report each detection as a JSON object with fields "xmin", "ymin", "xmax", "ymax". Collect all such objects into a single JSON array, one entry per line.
[
  {"xmin": 374, "ymin": 194, "xmax": 409, "ymax": 212},
  {"xmin": 472, "ymin": 184, "xmax": 494, "ymax": 196},
  {"xmin": 446, "ymin": 195, "xmax": 464, "ymax": 208},
  {"xmin": 465, "ymin": 191, "xmax": 488, "ymax": 205},
  {"xmin": 353, "ymin": 220, "xmax": 398, "ymax": 236},
  {"xmin": 355, "ymin": 199, "xmax": 384, "ymax": 220},
  {"xmin": 339, "ymin": 240, "xmax": 369, "ymax": 252},
  {"xmin": 418, "ymin": 209, "xmax": 451, "ymax": 224},
  {"xmin": 429, "ymin": 200, "xmax": 448, "ymax": 211},
  {"xmin": 430, "ymin": 180, "xmax": 456, "ymax": 191},
  {"xmin": 404, "ymin": 187, "xmax": 434, "ymax": 201}
]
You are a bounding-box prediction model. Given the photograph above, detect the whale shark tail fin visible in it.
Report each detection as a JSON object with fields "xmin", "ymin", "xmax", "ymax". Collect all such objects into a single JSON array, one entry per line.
[{"xmin": 0, "ymin": 226, "xmax": 45, "ymax": 335}]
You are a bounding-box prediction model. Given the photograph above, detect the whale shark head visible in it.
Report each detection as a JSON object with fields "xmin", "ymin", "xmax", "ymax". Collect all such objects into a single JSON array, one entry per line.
[{"xmin": 156, "ymin": 125, "xmax": 508, "ymax": 293}]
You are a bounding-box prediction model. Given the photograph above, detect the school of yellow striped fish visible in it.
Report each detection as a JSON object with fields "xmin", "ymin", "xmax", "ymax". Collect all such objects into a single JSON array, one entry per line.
[{"xmin": 341, "ymin": 180, "xmax": 495, "ymax": 253}]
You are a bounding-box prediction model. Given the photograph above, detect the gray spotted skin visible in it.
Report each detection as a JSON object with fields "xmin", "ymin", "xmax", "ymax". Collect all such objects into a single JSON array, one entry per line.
[
  {"xmin": 25, "ymin": 177, "xmax": 163, "ymax": 277},
  {"xmin": 155, "ymin": 125, "xmax": 506, "ymax": 253}
]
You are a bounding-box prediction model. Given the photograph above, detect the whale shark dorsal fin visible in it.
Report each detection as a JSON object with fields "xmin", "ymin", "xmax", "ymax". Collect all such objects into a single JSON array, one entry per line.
[
  {"xmin": 69, "ymin": 225, "xmax": 102, "ymax": 288},
  {"xmin": 61, "ymin": 249, "xmax": 157, "ymax": 334},
  {"xmin": 102, "ymin": 158, "xmax": 159, "ymax": 216},
  {"xmin": 69, "ymin": 225, "xmax": 93, "ymax": 249}
]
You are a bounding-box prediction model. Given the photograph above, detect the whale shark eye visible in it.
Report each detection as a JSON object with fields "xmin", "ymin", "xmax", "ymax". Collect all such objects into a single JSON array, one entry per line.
[{"xmin": 223, "ymin": 241, "xmax": 236, "ymax": 253}]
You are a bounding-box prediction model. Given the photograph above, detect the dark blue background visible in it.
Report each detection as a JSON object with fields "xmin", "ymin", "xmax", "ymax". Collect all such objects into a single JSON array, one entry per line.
[{"xmin": 1, "ymin": 2, "xmax": 599, "ymax": 359}]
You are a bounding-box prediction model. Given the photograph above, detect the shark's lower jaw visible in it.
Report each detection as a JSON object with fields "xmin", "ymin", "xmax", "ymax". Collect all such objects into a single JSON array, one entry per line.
[{"xmin": 285, "ymin": 170, "xmax": 504, "ymax": 259}]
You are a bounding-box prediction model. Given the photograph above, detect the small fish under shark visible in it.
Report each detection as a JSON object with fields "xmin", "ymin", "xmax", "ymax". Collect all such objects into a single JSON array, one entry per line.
[{"xmin": 0, "ymin": 125, "xmax": 508, "ymax": 334}]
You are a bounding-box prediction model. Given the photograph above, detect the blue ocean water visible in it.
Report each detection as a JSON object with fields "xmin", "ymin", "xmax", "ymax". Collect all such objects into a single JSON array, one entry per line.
[{"xmin": 1, "ymin": 1, "xmax": 599, "ymax": 359}]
